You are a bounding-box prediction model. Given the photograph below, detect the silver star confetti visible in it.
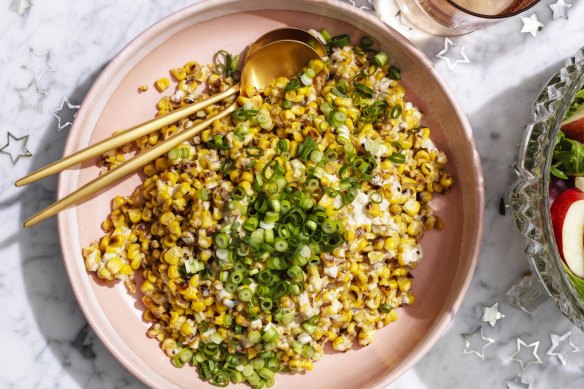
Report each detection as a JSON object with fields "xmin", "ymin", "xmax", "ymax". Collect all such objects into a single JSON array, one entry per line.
[
  {"xmin": 482, "ymin": 303, "xmax": 505, "ymax": 327},
  {"xmin": 0, "ymin": 132, "xmax": 32, "ymax": 165},
  {"xmin": 462, "ymin": 327, "xmax": 495, "ymax": 360},
  {"xmin": 520, "ymin": 14, "xmax": 544, "ymax": 37},
  {"xmin": 435, "ymin": 38, "xmax": 470, "ymax": 70},
  {"xmin": 15, "ymin": 80, "xmax": 48, "ymax": 112},
  {"xmin": 546, "ymin": 331, "xmax": 580, "ymax": 366},
  {"xmin": 506, "ymin": 375, "xmax": 530, "ymax": 389},
  {"xmin": 549, "ymin": 0, "xmax": 572, "ymax": 20},
  {"xmin": 9, "ymin": 0, "xmax": 31, "ymax": 16},
  {"xmin": 509, "ymin": 338, "xmax": 543, "ymax": 372},
  {"xmin": 22, "ymin": 48, "xmax": 55, "ymax": 82},
  {"xmin": 51, "ymin": 97, "xmax": 80, "ymax": 132}
]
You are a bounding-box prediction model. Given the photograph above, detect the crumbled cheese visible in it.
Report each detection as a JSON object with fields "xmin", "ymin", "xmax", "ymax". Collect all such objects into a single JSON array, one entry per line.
[
  {"xmin": 401, "ymin": 245, "xmax": 422, "ymax": 264},
  {"xmin": 323, "ymin": 265, "xmax": 338, "ymax": 278}
]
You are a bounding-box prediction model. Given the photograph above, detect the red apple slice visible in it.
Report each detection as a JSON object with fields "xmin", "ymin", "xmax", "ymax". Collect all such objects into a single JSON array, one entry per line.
[
  {"xmin": 561, "ymin": 103, "xmax": 584, "ymax": 143},
  {"xmin": 551, "ymin": 188, "xmax": 584, "ymax": 278}
]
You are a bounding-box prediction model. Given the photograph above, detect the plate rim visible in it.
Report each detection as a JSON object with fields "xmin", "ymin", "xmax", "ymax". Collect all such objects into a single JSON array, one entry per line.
[{"xmin": 57, "ymin": 0, "xmax": 484, "ymax": 388}]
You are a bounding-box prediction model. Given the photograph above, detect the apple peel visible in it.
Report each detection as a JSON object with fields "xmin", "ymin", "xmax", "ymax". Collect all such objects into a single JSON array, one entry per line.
[{"xmin": 551, "ymin": 188, "xmax": 584, "ymax": 278}]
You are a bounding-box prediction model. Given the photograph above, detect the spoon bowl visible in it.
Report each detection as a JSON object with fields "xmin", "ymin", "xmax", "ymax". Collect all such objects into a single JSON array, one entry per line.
[
  {"xmin": 241, "ymin": 39, "xmax": 322, "ymax": 95},
  {"xmin": 247, "ymin": 27, "xmax": 327, "ymax": 60}
]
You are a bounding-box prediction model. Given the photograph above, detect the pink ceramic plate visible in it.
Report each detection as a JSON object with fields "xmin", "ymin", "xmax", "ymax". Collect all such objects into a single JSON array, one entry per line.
[{"xmin": 58, "ymin": 0, "xmax": 484, "ymax": 388}]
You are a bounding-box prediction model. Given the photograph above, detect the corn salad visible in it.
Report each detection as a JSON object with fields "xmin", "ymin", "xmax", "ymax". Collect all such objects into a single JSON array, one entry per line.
[{"xmin": 82, "ymin": 30, "xmax": 452, "ymax": 388}]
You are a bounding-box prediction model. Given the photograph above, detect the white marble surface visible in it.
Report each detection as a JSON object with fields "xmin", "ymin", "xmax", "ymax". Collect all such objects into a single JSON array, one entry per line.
[{"xmin": 1, "ymin": 0, "xmax": 584, "ymax": 388}]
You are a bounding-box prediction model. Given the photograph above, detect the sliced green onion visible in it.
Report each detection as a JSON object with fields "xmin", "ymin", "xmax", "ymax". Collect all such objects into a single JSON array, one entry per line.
[
  {"xmin": 239, "ymin": 288, "xmax": 253, "ymax": 302},
  {"xmin": 390, "ymin": 105, "xmax": 402, "ymax": 119},
  {"xmin": 214, "ymin": 233, "xmax": 229, "ymax": 249},
  {"xmin": 243, "ymin": 217, "xmax": 259, "ymax": 231},
  {"xmin": 274, "ymin": 238, "xmax": 289, "ymax": 252},
  {"xmin": 330, "ymin": 34, "xmax": 351, "ymax": 48},
  {"xmin": 369, "ymin": 191, "xmax": 382, "ymax": 204},
  {"xmin": 246, "ymin": 146, "xmax": 263, "ymax": 157},
  {"xmin": 388, "ymin": 65, "xmax": 401, "ymax": 80},
  {"xmin": 372, "ymin": 50, "xmax": 389, "ymax": 67},
  {"xmin": 262, "ymin": 327, "xmax": 278, "ymax": 342},
  {"xmin": 389, "ymin": 152, "xmax": 406, "ymax": 164}
]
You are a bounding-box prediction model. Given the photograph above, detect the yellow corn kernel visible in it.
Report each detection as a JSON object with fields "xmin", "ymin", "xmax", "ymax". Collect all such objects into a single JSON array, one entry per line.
[
  {"xmin": 120, "ymin": 264, "xmax": 133, "ymax": 276},
  {"xmin": 157, "ymin": 96, "xmax": 171, "ymax": 111},
  {"xmin": 98, "ymin": 267, "xmax": 112, "ymax": 280},
  {"xmin": 168, "ymin": 265, "xmax": 180, "ymax": 279},
  {"xmin": 160, "ymin": 211, "xmax": 176, "ymax": 226},
  {"xmin": 181, "ymin": 321, "xmax": 194, "ymax": 335},
  {"xmin": 192, "ymin": 301, "xmax": 206, "ymax": 312},
  {"xmin": 440, "ymin": 174, "xmax": 453, "ymax": 188},
  {"xmin": 106, "ymin": 257, "xmax": 124, "ymax": 274},
  {"xmin": 138, "ymin": 85, "xmax": 148, "ymax": 92},
  {"xmin": 309, "ymin": 59, "xmax": 325, "ymax": 74},
  {"xmin": 397, "ymin": 276, "xmax": 412, "ymax": 292},
  {"xmin": 170, "ymin": 67, "xmax": 187, "ymax": 81},
  {"xmin": 403, "ymin": 199, "xmax": 420, "ymax": 216},
  {"xmin": 366, "ymin": 203, "xmax": 380, "ymax": 217},
  {"xmin": 163, "ymin": 246, "xmax": 181, "ymax": 265},
  {"xmin": 200, "ymin": 249, "xmax": 213, "ymax": 262},
  {"xmin": 344, "ymin": 229, "xmax": 356, "ymax": 242},
  {"xmin": 155, "ymin": 77, "xmax": 171, "ymax": 92},
  {"xmin": 407, "ymin": 221, "xmax": 423, "ymax": 236},
  {"xmin": 384, "ymin": 237, "xmax": 399, "ymax": 251}
]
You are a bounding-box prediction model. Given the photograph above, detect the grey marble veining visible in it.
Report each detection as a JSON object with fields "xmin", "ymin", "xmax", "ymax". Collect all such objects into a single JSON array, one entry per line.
[{"xmin": 1, "ymin": 0, "xmax": 584, "ymax": 388}]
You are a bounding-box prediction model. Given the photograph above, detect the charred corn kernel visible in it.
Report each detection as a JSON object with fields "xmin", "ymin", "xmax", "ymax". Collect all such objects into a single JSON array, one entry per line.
[
  {"xmin": 155, "ymin": 77, "xmax": 171, "ymax": 92},
  {"xmin": 440, "ymin": 174, "xmax": 453, "ymax": 188},
  {"xmin": 366, "ymin": 203, "xmax": 380, "ymax": 217}
]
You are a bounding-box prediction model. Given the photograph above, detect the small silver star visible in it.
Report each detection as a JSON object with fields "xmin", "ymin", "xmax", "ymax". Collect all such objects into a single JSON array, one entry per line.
[
  {"xmin": 482, "ymin": 303, "xmax": 505, "ymax": 327},
  {"xmin": 520, "ymin": 14, "xmax": 544, "ymax": 37},
  {"xmin": 462, "ymin": 327, "xmax": 495, "ymax": 359},
  {"xmin": 22, "ymin": 48, "xmax": 55, "ymax": 82},
  {"xmin": 546, "ymin": 331, "xmax": 580, "ymax": 365},
  {"xmin": 506, "ymin": 375, "xmax": 530, "ymax": 389},
  {"xmin": 0, "ymin": 132, "xmax": 32, "ymax": 165},
  {"xmin": 51, "ymin": 97, "xmax": 80, "ymax": 132},
  {"xmin": 509, "ymin": 338, "xmax": 543, "ymax": 372},
  {"xmin": 9, "ymin": 0, "xmax": 32, "ymax": 16},
  {"xmin": 549, "ymin": 0, "xmax": 572, "ymax": 20},
  {"xmin": 435, "ymin": 38, "xmax": 470, "ymax": 70},
  {"xmin": 15, "ymin": 80, "xmax": 49, "ymax": 112}
]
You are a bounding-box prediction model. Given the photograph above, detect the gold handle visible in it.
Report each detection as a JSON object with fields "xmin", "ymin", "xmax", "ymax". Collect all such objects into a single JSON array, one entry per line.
[
  {"xmin": 23, "ymin": 103, "xmax": 237, "ymax": 228},
  {"xmin": 15, "ymin": 84, "xmax": 240, "ymax": 187}
]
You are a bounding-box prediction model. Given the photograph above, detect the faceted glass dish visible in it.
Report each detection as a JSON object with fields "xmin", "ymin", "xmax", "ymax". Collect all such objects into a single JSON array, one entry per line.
[{"xmin": 510, "ymin": 47, "xmax": 584, "ymax": 329}]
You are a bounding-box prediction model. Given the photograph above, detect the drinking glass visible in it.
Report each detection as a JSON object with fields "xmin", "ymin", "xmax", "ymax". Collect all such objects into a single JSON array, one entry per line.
[{"xmin": 395, "ymin": 0, "xmax": 540, "ymax": 36}]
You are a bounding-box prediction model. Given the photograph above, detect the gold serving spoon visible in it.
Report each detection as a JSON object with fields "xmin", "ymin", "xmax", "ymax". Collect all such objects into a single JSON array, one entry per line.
[
  {"xmin": 247, "ymin": 27, "xmax": 327, "ymax": 59},
  {"xmin": 21, "ymin": 39, "xmax": 321, "ymax": 227},
  {"xmin": 16, "ymin": 28, "xmax": 326, "ymax": 188}
]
